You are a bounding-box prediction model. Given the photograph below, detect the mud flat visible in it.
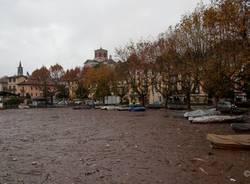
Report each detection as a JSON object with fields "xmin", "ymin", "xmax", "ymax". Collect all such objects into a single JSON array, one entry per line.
[{"xmin": 0, "ymin": 108, "xmax": 249, "ymax": 183}]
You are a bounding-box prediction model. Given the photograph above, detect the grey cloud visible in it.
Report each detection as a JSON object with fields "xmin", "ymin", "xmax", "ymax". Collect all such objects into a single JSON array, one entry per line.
[{"xmin": 0, "ymin": 0, "xmax": 210, "ymax": 76}]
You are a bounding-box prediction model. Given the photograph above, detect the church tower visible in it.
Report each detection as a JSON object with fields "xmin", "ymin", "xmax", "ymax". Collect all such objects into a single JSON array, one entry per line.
[
  {"xmin": 94, "ymin": 47, "xmax": 108, "ymax": 62},
  {"xmin": 17, "ymin": 61, "xmax": 23, "ymax": 76}
]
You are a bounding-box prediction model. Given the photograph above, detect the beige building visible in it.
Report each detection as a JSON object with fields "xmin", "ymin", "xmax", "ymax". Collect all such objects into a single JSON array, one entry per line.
[
  {"xmin": 0, "ymin": 77, "xmax": 8, "ymax": 92},
  {"xmin": 8, "ymin": 75, "xmax": 28, "ymax": 95},
  {"xmin": 18, "ymin": 79, "xmax": 56, "ymax": 99},
  {"xmin": 7, "ymin": 62, "xmax": 28, "ymax": 95}
]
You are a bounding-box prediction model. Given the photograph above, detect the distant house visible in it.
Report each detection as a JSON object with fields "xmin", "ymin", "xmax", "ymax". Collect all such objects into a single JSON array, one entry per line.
[
  {"xmin": 6, "ymin": 62, "xmax": 28, "ymax": 95},
  {"xmin": 18, "ymin": 78, "xmax": 56, "ymax": 99},
  {"xmin": 0, "ymin": 76, "xmax": 8, "ymax": 92},
  {"xmin": 8, "ymin": 75, "xmax": 28, "ymax": 95}
]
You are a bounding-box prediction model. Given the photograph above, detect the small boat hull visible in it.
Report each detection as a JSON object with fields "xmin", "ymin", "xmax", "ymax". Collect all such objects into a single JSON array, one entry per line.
[
  {"xmin": 231, "ymin": 123, "xmax": 250, "ymax": 132},
  {"xmin": 207, "ymin": 134, "xmax": 250, "ymax": 149}
]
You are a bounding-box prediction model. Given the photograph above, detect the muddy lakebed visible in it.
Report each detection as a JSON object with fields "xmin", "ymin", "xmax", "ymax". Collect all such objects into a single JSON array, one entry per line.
[{"xmin": 0, "ymin": 108, "xmax": 249, "ymax": 184}]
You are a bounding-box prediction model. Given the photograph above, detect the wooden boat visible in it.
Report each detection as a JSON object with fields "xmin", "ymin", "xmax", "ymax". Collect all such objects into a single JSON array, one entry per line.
[{"xmin": 207, "ymin": 134, "xmax": 250, "ymax": 149}]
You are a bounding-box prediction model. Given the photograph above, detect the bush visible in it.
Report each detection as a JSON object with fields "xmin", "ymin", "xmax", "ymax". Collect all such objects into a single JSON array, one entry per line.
[{"xmin": 5, "ymin": 97, "xmax": 23, "ymax": 108}]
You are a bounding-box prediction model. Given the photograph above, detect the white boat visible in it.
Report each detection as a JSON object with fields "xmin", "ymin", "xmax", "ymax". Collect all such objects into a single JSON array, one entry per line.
[
  {"xmin": 190, "ymin": 115, "xmax": 243, "ymax": 123},
  {"xmin": 184, "ymin": 108, "xmax": 221, "ymax": 118},
  {"xmin": 18, "ymin": 104, "xmax": 30, "ymax": 109}
]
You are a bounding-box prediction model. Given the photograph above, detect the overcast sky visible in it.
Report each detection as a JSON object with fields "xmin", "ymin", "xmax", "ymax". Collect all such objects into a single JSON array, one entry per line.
[{"xmin": 0, "ymin": 0, "xmax": 210, "ymax": 76}]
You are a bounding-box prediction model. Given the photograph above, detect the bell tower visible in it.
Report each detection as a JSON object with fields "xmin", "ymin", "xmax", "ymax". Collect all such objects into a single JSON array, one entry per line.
[
  {"xmin": 17, "ymin": 61, "xmax": 23, "ymax": 76},
  {"xmin": 94, "ymin": 47, "xmax": 108, "ymax": 62}
]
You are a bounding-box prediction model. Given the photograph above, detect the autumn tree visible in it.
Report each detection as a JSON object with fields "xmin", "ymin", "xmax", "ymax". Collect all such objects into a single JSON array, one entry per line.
[
  {"xmin": 116, "ymin": 40, "xmax": 154, "ymax": 106},
  {"xmin": 31, "ymin": 66, "xmax": 53, "ymax": 105},
  {"xmin": 50, "ymin": 64, "xmax": 65, "ymax": 84},
  {"xmin": 83, "ymin": 64, "xmax": 114, "ymax": 103},
  {"xmin": 202, "ymin": 0, "xmax": 249, "ymax": 106},
  {"xmin": 113, "ymin": 62, "xmax": 130, "ymax": 104}
]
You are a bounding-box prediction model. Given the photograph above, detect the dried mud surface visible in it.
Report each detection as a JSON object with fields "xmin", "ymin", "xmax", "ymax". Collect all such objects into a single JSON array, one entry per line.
[{"xmin": 0, "ymin": 108, "xmax": 249, "ymax": 184}]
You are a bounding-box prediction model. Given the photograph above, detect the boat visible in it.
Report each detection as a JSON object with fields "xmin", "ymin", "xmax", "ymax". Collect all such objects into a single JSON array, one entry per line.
[
  {"xmin": 184, "ymin": 108, "xmax": 221, "ymax": 118},
  {"xmin": 73, "ymin": 105, "xmax": 91, "ymax": 110},
  {"xmin": 100, "ymin": 106, "xmax": 118, "ymax": 110},
  {"xmin": 117, "ymin": 106, "xmax": 130, "ymax": 111},
  {"xmin": 129, "ymin": 105, "xmax": 146, "ymax": 112},
  {"xmin": 207, "ymin": 134, "xmax": 250, "ymax": 149},
  {"xmin": 18, "ymin": 104, "xmax": 30, "ymax": 109},
  {"xmin": 231, "ymin": 123, "xmax": 250, "ymax": 132},
  {"xmin": 190, "ymin": 115, "xmax": 243, "ymax": 124}
]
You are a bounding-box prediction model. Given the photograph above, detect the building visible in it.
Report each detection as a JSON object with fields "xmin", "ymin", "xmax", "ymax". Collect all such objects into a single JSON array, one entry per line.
[
  {"xmin": 17, "ymin": 61, "xmax": 23, "ymax": 76},
  {"xmin": 7, "ymin": 62, "xmax": 28, "ymax": 95},
  {"xmin": 95, "ymin": 48, "xmax": 108, "ymax": 62},
  {"xmin": 84, "ymin": 48, "xmax": 116, "ymax": 68},
  {"xmin": 18, "ymin": 78, "xmax": 56, "ymax": 99},
  {"xmin": 0, "ymin": 76, "xmax": 8, "ymax": 91}
]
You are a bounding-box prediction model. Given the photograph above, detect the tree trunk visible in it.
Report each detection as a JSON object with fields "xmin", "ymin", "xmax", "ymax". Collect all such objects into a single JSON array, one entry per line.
[
  {"xmin": 44, "ymin": 82, "xmax": 48, "ymax": 107},
  {"xmin": 215, "ymin": 97, "xmax": 219, "ymax": 111},
  {"xmin": 164, "ymin": 95, "xmax": 168, "ymax": 109},
  {"xmin": 186, "ymin": 92, "xmax": 191, "ymax": 111}
]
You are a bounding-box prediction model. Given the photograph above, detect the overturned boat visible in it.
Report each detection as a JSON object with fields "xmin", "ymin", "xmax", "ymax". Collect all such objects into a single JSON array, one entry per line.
[
  {"xmin": 190, "ymin": 115, "xmax": 243, "ymax": 123},
  {"xmin": 184, "ymin": 108, "xmax": 221, "ymax": 118},
  {"xmin": 207, "ymin": 134, "xmax": 250, "ymax": 149},
  {"xmin": 231, "ymin": 123, "xmax": 250, "ymax": 132}
]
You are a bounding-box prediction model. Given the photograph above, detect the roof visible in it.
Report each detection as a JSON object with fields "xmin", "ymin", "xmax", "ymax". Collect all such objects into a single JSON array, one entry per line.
[
  {"xmin": 8, "ymin": 75, "xmax": 28, "ymax": 79},
  {"xmin": 106, "ymin": 59, "xmax": 116, "ymax": 65},
  {"xmin": 84, "ymin": 59, "xmax": 99, "ymax": 64},
  {"xmin": 95, "ymin": 48, "xmax": 108, "ymax": 52},
  {"xmin": 18, "ymin": 78, "xmax": 55, "ymax": 86},
  {"xmin": 0, "ymin": 77, "xmax": 8, "ymax": 83}
]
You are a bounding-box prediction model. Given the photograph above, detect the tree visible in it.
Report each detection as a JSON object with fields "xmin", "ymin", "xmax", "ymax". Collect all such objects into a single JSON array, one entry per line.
[
  {"xmin": 50, "ymin": 64, "xmax": 65, "ymax": 84},
  {"xmin": 75, "ymin": 83, "xmax": 88, "ymax": 99},
  {"xmin": 201, "ymin": 0, "xmax": 249, "ymax": 106},
  {"xmin": 56, "ymin": 84, "xmax": 69, "ymax": 99},
  {"xmin": 31, "ymin": 66, "xmax": 53, "ymax": 105},
  {"xmin": 116, "ymin": 40, "xmax": 154, "ymax": 106},
  {"xmin": 83, "ymin": 65, "xmax": 114, "ymax": 103},
  {"xmin": 113, "ymin": 62, "xmax": 130, "ymax": 104}
]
